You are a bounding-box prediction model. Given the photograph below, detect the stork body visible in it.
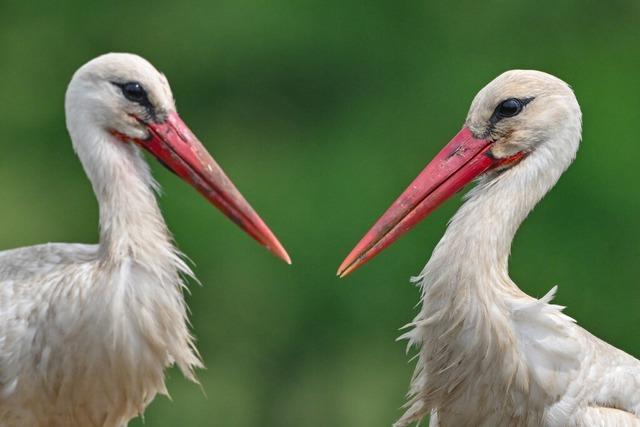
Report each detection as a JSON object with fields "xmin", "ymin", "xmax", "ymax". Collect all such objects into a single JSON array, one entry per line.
[
  {"xmin": 339, "ymin": 71, "xmax": 640, "ymax": 426},
  {"xmin": 0, "ymin": 53, "xmax": 289, "ymax": 427},
  {"xmin": 396, "ymin": 156, "xmax": 640, "ymax": 426}
]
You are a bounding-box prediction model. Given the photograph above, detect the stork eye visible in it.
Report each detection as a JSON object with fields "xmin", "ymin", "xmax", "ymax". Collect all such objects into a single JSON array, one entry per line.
[
  {"xmin": 120, "ymin": 82, "xmax": 147, "ymax": 103},
  {"xmin": 497, "ymin": 98, "xmax": 523, "ymax": 118}
]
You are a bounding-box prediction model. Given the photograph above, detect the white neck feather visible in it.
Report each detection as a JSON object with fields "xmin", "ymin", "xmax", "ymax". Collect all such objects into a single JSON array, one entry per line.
[
  {"xmin": 397, "ymin": 123, "xmax": 581, "ymax": 424},
  {"xmin": 61, "ymin": 123, "xmax": 201, "ymax": 402},
  {"xmin": 95, "ymin": 141, "xmax": 166, "ymax": 260},
  {"xmin": 68, "ymin": 118, "xmax": 177, "ymax": 267},
  {"xmin": 417, "ymin": 127, "xmax": 580, "ymax": 301}
]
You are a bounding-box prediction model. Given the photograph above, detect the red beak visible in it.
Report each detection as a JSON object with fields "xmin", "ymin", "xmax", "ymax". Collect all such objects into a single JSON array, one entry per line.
[
  {"xmin": 337, "ymin": 127, "xmax": 525, "ymax": 277},
  {"xmin": 135, "ymin": 111, "xmax": 291, "ymax": 264}
]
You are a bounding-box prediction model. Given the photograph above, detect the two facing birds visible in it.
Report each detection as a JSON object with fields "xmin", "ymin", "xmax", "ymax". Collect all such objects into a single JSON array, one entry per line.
[{"xmin": 0, "ymin": 53, "xmax": 638, "ymax": 427}]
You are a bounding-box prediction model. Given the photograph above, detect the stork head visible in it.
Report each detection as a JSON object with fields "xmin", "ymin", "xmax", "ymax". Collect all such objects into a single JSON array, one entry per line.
[
  {"xmin": 65, "ymin": 53, "xmax": 291, "ymax": 264},
  {"xmin": 338, "ymin": 70, "xmax": 581, "ymax": 277},
  {"xmin": 466, "ymin": 70, "xmax": 580, "ymax": 162}
]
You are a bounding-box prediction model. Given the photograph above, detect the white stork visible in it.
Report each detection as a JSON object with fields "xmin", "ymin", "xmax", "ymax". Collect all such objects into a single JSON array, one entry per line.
[
  {"xmin": 0, "ymin": 53, "xmax": 290, "ymax": 427},
  {"xmin": 338, "ymin": 70, "xmax": 640, "ymax": 426}
]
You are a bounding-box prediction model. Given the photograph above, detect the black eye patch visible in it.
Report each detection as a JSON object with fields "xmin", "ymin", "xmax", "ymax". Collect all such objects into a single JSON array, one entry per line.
[
  {"xmin": 111, "ymin": 81, "xmax": 156, "ymax": 121},
  {"xmin": 486, "ymin": 97, "xmax": 534, "ymax": 133}
]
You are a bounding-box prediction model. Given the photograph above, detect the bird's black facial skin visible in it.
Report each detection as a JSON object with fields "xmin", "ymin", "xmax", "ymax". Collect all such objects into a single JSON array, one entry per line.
[
  {"xmin": 485, "ymin": 96, "xmax": 535, "ymax": 136},
  {"xmin": 111, "ymin": 81, "xmax": 157, "ymax": 121}
]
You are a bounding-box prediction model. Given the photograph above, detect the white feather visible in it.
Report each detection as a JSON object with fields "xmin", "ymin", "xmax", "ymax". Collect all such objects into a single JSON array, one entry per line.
[
  {"xmin": 0, "ymin": 54, "xmax": 202, "ymax": 427},
  {"xmin": 395, "ymin": 71, "xmax": 640, "ymax": 427}
]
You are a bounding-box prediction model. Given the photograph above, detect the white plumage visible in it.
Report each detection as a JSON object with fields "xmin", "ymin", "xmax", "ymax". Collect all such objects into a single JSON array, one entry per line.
[
  {"xmin": 0, "ymin": 53, "xmax": 289, "ymax": 426},
  {"xmin": 339, "ymin": 70, "xmax": 640, "ymax": 426}
]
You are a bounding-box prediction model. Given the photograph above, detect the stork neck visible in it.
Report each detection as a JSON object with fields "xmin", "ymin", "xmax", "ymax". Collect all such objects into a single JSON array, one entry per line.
[
  {"xmin": 75, "ymin": 130, "xmax": 173, "ymax": 263},
  {"xmin": 424, "ymin": 143, "xmax": 570, "ymax": 296}
]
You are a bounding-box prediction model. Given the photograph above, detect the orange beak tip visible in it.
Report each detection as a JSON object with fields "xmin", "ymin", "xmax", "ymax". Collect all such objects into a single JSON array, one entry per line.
[
  {"xmin": 268, "ymin": 241, "xmax": 292, "ymax": 265},
  {"xmin": 281, "ymin": 252, "xmax": 293, "ymax": 265},
  {"xmin": 336, "ymin": 260, "xmax": 356, "ymax": 278}
]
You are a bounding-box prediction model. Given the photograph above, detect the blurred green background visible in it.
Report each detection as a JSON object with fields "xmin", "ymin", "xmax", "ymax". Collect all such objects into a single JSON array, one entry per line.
[{"xmin": 1, "ymin": 0, "xmax": 639, "ymax": 425}]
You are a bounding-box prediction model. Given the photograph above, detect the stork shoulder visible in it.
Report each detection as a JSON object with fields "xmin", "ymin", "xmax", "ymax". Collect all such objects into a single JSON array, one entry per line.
[
  {"xmin": 509, "ymin": 286, "xmax": 583, "ymax": 401},
  {"xmin": 575, "ymin": 406, "xmax": 640, "ymax": 426},
  {"xmin": 0, "ymin": 243, "xmax": 99, "ymax": 394},
  {"xmin": 510, "ymin": 286, "xmax": 640, "ymax": 423},
  {"xmin": 573, "ymin": 329, "xmax": 640, "ymax": 420},
  {"xmin": 0, "ymin": 242, "xmax": 98, "ymax": 283}
]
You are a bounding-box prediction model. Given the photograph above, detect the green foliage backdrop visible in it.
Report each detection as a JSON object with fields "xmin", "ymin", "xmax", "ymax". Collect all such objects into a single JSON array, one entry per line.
[{"xmin": 1, "ymin": 1, "xmax": 639, "ymax": 425}]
